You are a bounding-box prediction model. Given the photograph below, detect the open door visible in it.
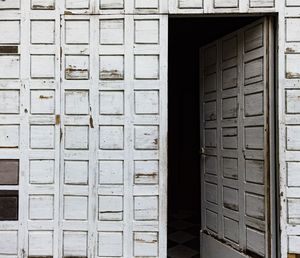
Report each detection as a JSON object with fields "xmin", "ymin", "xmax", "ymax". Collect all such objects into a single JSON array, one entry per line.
[{"xmin": 200, "ymin": 17, "xmax": 275, "ymax": 258}]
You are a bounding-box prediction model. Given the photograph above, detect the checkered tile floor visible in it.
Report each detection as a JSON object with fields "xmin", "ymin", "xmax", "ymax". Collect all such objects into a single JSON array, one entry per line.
[{"xmin": 168, "ymin": 210, "xmax": 200, "ymax": 258}]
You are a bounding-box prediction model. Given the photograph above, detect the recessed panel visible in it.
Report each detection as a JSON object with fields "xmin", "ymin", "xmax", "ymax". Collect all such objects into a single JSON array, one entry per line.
[
  {"xmin": 222, "ymin": 36, "xmax": 237, "ymax": 60},
  {"xmin": 246, "ymin": 227, "xmax": 265, "ymax": 256},
  {"xmin": 66, "ymin": 0, "xmax": 89, "ymax": 9},
  {"xmin": 204, "ymin": 73, "xmax": 217, "ymax": 93},
  {"xmin": 29, "ymin": 231, "xmax": 53, "ymax": 256},
  {"xmin": 178, "ymin": 0, "xmax": 203, "ymax": 8},
  {"xmin": 135, "ymin": 90, "xmax": 159, "ymax": 114},
  {"xmin": 286, "ymin": 89, "xmax": 300, "ymax": 113},
  {"xmin": 98, "ymin": 195, "xmax": 123, "ymax": 221},
  {"xmin": 99, "ymin": 160, "xmax": 123, "ymax": 185},
  {"xmin": 29, "ymin": 160, "xmax": 54, "ymax": 184},
  {"xmin": 99, "ymin": 91, "xmax": 124, "ymax": 115},
  {"xmin": 222, "ymin": 127, "xmax": 237, "ymax": 149},
  {"xmin": 29, "ymin": 195, "xmax": 54, "ymax": 220},
  {"xmin": 222, "ymin": 67, "xmax": 237, "ymax": 89},
  {"xmin": 244, "ymin": 24, "xmax": 263, "ymax": 52},
  {"xmin": 205, "ymin": 155, "xmax": 217, "ymax": 175},
  {"xmin": 245, "ymin": 159, "xmax": 264, "ymax": 184},
  {"xmin": 0, "ymin": 0, "xmax": 20, "ymax": 9},
  {"xmin": 65, "ymin": 160, "xmax": 88, "ymax": 185},
  {"xmin": 100, "ymin": 0, "xmax": 124, "ymax": 9},
  {"xmin": 245, "ymin": 58, "xmax": 263, "ymax": 85},
  {"xmin": 134, "ymin": 196, "xmax": 158, "ymax": 221},
  {"xmin": 135, "ymin": 55, "xmax": 159, "ymax": 79},
  {"xmin": 223, "ymin": 157, "xmax": 238, "ymax": 179},
  {"xmin": 0, "ymin": 56, "xmax": 20, "ymax": 79},
  {"xmin": 0, "ymin": 160, "xmax": 19, "ymax": 185},
  {"xmin": 206, "ymin": 209, "xmax": 218, "ymax": 233},
  {"xmin": 65, "ymin": 90, "xmax": 89, "ymax": 115},
  {"xmin": 0, "ymin": 21, "xmax": 20, "ymax": 44},
  {"xmin": 100, "ymin": 19, "xmax": 124, "ymax": 45},
  {"xmin": 134, "ymin": 232, "xmax": 158, "ymax": 257},
  {"xmin": 288, "ymin": 236, "xmax": 300, "ymax": 253},
  {"xmin": 65, "ymin": 55, "xmax": 89, "ymax": 80},
  {"xmin": 63, "ymin": 231, "xmax": 88, "ymax": 257},
  {"xmin": 0, "ymin": 231, "xmax": 18, "ymax": 254},
  {"xmin": 65, "ymin": 126, "xmax": 89, "ymax": 150},
  {"xmin": 222, "ymin": 97, "xmax": 237, "ymax": 119},
  {"xmin": 99, "ymin": 126, "xmax": 124, "ymax": 150},
  {"xmin": 100, "ymin": 55, "xmax": 124, "ymax": 80},
  {"xmin": 205, "ymin": 129, "xmax": 216, "ymax": 148},
  {"xmin": 204, "ymin": 101, "xmax": 217, "ymax": 121},
  {"xmin": 64, "ymin": 195, "xmax": 88, "ymax": 220},
  {"xmin": 245, "ymin": 193, "xmax": 265, "ymax": 220},
  {"xmin": 30, "ymin": 125, "xmax": 54, "ymax": 149},
  {"xmin": 134, "ymin": 125, "xmax": 159, "ymax": 150},
  {"xmin": 287, "ymin": 162, "xmax": 300, "ymax": 187},
  {"xmin": 134, "ymin": 160, "xmax": 159, "ymax": 185},
  {"xmin": 135, "ymin": 20, "xmax": 159, "ymax": 44},
  {"xmin": 205, "ymin": 182, "xmax": 217, "ymax": 204},
  {"xmin": 245, "ymin": 126, "xmax": 264, "ymax": 150},
  {"xmin": 0, "ymin": 125, "xmax": 19, "ymax": 148},
  {"xmin": 250, "ymin": 0, "xmax": 274, "ymax": 7},
  {"xmin": 135, "ymin": 0, "xmax": 159, "ymax": 8},
  {"xmin": 30, "ymin": 90, "xmax": 55, "ymax": 114},
  {"xmin": 0, "ymin": 190, "xmax": 18, "ymax": 220},
  {"xmin": 98, "ymin": 232, "xmax": 123, "ymax": 257},
  {"xmin": 287, "ymin": 126, "xmax": 300, "ymax": 150},
  {"xmin": 31, "ymin": 55, "xmax": 55, "ymax": 79},
  {"xmin": 65, "ymin": 20, "xmax": 90, "ymax": 44},
  {"xmin": 288, "ymin": 199, "xmax": 300, "ymax": 224},
  {"xmin": 286, "ymin": 18, "xmax": 300, "ymax": 42},
  {"xmin": 245, "ymin": 92, "xmax": 263, "ymax": 116},
  {"xmin": 0, "ymin": 90, "xmax": 19, "ymax": 114},
  {"xmin": 214, "ymin": 0, "xmax": 238, "ymax": 8},
  {"xmin": 224, "ymin": 217, "xmax": 239, "ymax": 244},
  {"xmin": 223, "ymin": 187, "xmax": 239, "ymax": 211},
  {"xmin": 31, "ymin": 20, "xmax": 55, "ymax": 44},
  {"xmin": 31, "ymin": 0, "xmax": 55, "ymax": 9}
]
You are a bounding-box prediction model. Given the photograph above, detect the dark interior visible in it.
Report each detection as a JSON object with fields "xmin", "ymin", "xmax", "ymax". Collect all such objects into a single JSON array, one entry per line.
[{"xmin": 168, "ymin": 16, "xmax": 261, "ymax": 256}]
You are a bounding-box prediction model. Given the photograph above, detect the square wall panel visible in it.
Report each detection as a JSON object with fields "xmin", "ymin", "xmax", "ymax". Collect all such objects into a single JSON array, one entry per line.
[
  {"xmin": 29, "ymin": 231, "xmax": 53, "ymax": 256},
  {"xmin": 31, "ymin": 20, "xmax": 55, "ymax": 44},
  {"xmin": 135, "ymin": 0, "xmax": 159, "ymax": 8},
  {"xmin": 30, "ymin": 125, "xmax": 55, "ymax": 149},
  {"xmin": 100, "ymin": 55, "xmax": 124, "ymax": 80},
  {"xmin": 134, "ymin": 126, "xmax": 159, "ymax": 150},
  {"xmin": 0, "ymin": 231, "xmax": 18, "ymax": 255},
  {"xmin": 65, "ymin": 55, "xmax": 89, "ymax": 80},
  {"xmin": 64, "ymin": 195, "xmax": 88, "ymax": 220},
  {"xmin": 64, "ymin": 160, "xmax": 88, "ymax": 185},
  {"xmin": 99, "ymin": 91, "xmax": 124, "ymax": 115},
  {"xmin": 99, "ymin": 126, "xmax": 124, "ymax": 150},
  {"xmin": 134, "ymin": 160, "xmax": 159, "ymax": 185},
  {"xmin": 29, "ymin": 160, "xmax": 54, "ymax": 184},
  {"xmin": 0, "ymin": 56, "xmax": 20, "ymax": 79},
  {"xmin": 99, "ymin": 195, "xmax": 123, "ymax": 221},
  {"xmin": 99, "ymin": 160, "xmax": 123, "ymax": 185},
  {"xmin": 134, "ymin": 232, "xmax": 158, "ymax": 257},
  {"xmin": 66, "ymin": 0, "xmax": 89, "ymax": 9},
  {"xmin": 100, "ymin": 0, "xmax": 124, "ymax": 9},
  {"xmin": 65, "ymin": 90, "xmax": 89, "ymax": 115},
  {"xmin": 31, "ymin": 55, "xmax": 55, "ymax": 79},
  {"xmin": 29, "ymin": 195, "xmax": 54, "ymax": 220},
  {"xmin": 65, "ymin": 126, "xmax": 89, "ymax": 150},
  {"xmin": 30, "ymin": 90, "xmax": 55, "ymax": 114},
  {"xmin": 31, "ymin": 0, "xmax": 55, "ymax": 9},
  {"xmin": 98, "ymin": 232, "xmax": 123, "ymax": 257},
  {"xmin": 65, "ymin": 20, "xmax": 90, "ymax": 44},
  {"xmin": 135, "ymin": 55, "xmax": 159, "ymax": 79},
  {"xmin": 0, "ymin": 125, "xmax": 19, "ymax": 148},
  {"xmin": 0, "ymin": 21, "xmax": 20, "ymax": 44},
  {"xmin": 0, "ymin": 0, "xmax": 20, "ymax": 9},
  {"xmin": 63, "ymin": 231, "xmax": 87, "ymax": 257},
  {"xmin": 134, "ymin": 196, "xmax": 158, "ymax": 221},
  {"xmin": 0, "ymin": 90, "xmax": 20, "ymax": 114},
  {"xmin": 0, "ymin": 160, "xmax": 19, "ymax": 185},
  {"xmin": 287, "ymin": 162, "xmax": 300, "ymax": 187},
  {"xmin": 178, "ymin": 0, "xmax": 203, "ymax": 8},
  {"xmin": 0, "ymin": 191, "xmax": 18, "ymax": 220},
  {"xmin": 135, "ymin": 20, "xmax": 159, "ymax": 44},
  {"xmin": 135, "ymin": 90, "xmax": 159, "ymax": 114},
  {"xmin": 100, "ymin": 19, "xmax": 124, "ymax": 45}
]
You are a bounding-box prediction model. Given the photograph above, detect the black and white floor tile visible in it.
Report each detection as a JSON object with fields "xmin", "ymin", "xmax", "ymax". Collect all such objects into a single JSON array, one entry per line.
[{"xmin": 168, "ymin": 210, "xmax": 200, "ymax": 258}]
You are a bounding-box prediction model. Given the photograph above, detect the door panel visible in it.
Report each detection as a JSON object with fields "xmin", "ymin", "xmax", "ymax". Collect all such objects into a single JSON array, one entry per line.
[{"xmin": 200, "ymin": 18, "xmax": 273, "ymax": 258}]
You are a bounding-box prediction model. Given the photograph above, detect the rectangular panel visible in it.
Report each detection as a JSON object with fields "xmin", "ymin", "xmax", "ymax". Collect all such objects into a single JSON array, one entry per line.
[
  {"xmin": 246, "ymin": 227, "xmax": 265, "ymax": 256},
  {"xmin": 288, "ymin": 199, "xmax": 300, "ymax": 224},
  {"xmin": 214, "ymin": 0, "xmax": 238, "ymax": 8},
  {"xmin": 223, "ymin": 157, "xmax": 238, "ymax": 179},
  {"xmin": 29, "ymin": 160, "xmax": 54, "ymax": 184},
  {"xmin": 178, "ymin": 0, "xmax": 203, "ymax": 8},
  {"xmin": 98, "ymin": 195, "xmax": 123, "ymax": 221},
  {"xmin": 98, "ymin": 232, "xmax": 123, "ymax": 257},
  {"xmin": 29, "ymin": 195, "xmax": 54, "ymax": 220},
  {"xmin": 133, "ymin": 232, "xmax": 158, "ymax": 257},
  {"xmin": 245, "ymin": 126, "xmax": 264, "ymax": 150},
  {"xmin": 287, "ymin": 162, "xmax": 300, "ymax": 187},
  {"xmin": 0, "ymin": 0, "xmax": 20, "ymax": 9},
  {"xmin": 0, "ymin": 21, "xmax": 20, "ymax": 44},
  {"xmin": 223, "ymin": 186, "xmax": 239, "ymax": 211},
  {"xmin": 0, "ymin": 190, "xmax": 18, "ymax": 220},
  {"xmin": 31, "ymin": 0, "xmax": 55, "ymax": 9},
  {"xmin": 134, "ymin": 196, "xmax": 158, "ymax": 221},
  {"xmin": 0, "ymin": 231, "xmax": 18, "ymax": 254},
  {"xmin": 99, "ymin": 160, "xmax": 124, "ymax": 185},
  {"xmin": 245, "ymin": 193, "xmax": 265, "ymax": 220},
  {"xmin": 0, "ymin": 55, "xmax": 20, "ymax": 79},
  {"xmin": 63, "ymin": 231, "xmax": 88, "ymax": 257},
  {"xmin": 29, "ymin": 231, "xmax": 53, "ymax": 256},
  {"xmin": 245, "ymin": 159, "xmax": 264, "ymax": 184},
  {"xmin": 0, "ymin": 160, "xmax": 19, "ymax": 185},
  {"xmin": 0, "ymin": 125, "xmax": 19, "ymax": 148},
  {"xmin": 100, "ymin": 19, "xmax": 124, "ymax": 45},
  {"xmin": 0, "ymin": 90, "xmax": 19, "ymax": 114},
  {"xmin": 224, "ymin": 217, "xmax": 239, "ymax": 244},
  {"xmin": 134, "ymin": 160, "xmax": 159, "ymax": 184}
]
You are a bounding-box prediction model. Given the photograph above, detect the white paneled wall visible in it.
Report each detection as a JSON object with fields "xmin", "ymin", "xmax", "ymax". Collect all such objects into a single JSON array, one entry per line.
[{"xmin": 0, "ymin": 0, "xmax": 299, "ymax": 257}]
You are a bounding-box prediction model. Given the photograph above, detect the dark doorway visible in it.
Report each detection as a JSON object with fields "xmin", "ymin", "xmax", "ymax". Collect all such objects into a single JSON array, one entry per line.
[{"xmin": 168, "ymin": 16, "xmax": 262, "ymax": 258}]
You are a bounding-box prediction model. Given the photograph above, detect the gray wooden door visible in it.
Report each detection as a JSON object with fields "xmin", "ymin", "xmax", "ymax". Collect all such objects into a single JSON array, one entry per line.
[{"xmin": 200, "ymin": 18, "xmax": 274, "ymax": 258}]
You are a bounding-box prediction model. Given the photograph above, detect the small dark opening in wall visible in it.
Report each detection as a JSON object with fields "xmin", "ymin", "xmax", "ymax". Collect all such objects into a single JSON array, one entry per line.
[{"xmin": 168, "ymin": 16, "xmax": 261, "ymax": 256}]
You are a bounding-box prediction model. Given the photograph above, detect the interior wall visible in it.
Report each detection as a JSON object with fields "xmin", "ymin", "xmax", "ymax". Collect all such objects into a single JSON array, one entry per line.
[{"xmin": 168, "ymin": 17, "xmax": 261, "ymax": 214}]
